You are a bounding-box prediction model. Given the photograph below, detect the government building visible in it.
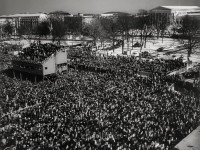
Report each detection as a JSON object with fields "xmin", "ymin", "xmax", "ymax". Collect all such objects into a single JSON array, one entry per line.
[
  {"xmin": 0, "ymin": 13, "xmax": 48, "ymax": 36},
  {"xmin": 149, "ymin": 6, "xmax": 200, "ymax": 25}
]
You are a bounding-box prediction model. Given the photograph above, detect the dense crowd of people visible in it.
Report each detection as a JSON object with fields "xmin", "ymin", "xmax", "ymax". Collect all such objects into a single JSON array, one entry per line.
[
  {"xmin": 0, "ymin": 51, "xmax": 13, "ymax": 71},
  {"xmin": 70, "ymin": 50, "xmax": 186, "ymax": 75},
  {"xmin": 18, "ymin": 42, "xmax": 63, "ymax": 62},
  {"xmin": 0, "ymin": 43, "xmax": 199, "ymax": 150}
]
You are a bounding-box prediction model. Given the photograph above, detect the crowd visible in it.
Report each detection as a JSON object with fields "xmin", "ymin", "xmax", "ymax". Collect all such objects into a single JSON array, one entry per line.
[
  {"xmin": 0, "ymin": 47, "xmax": 199, "ymax": 150},
  {"xmin": 2, "ymin": 44, "xmax": 22, "ymax": 54},
  {"xmin": 70, "ymin": 51, "xmax": 186, "ymax": 75},
  {"xmin": 18, "ymin": 42, "xmax": 63, "ymax": 62},
  {"xmin": 0, "ymin": 49, "xmax": 14, "ymax": 71}
]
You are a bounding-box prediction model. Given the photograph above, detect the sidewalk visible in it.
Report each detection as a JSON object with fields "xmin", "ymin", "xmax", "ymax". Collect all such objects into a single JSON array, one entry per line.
[{"xmin": 173, "ymin": 126, "xmax": 200, "ymax": 150}]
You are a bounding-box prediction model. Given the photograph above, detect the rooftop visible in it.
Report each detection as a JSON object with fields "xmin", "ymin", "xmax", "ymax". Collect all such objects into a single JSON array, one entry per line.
[
  {"xmin": 102, "ymin": 11, "xmax": 130, "ymax": 15},
  {"xmin": 188, "ymin": 13, "xmax": 200, "ymax": 16},
  {"xmin": 0, "ymin": 13, "xmax": 47, "ymax": 18},
  {"xmin": 150, "ymin": 6, "xmax": 200, "ymax": 12},
  {"xmin": 162, "ymin": 6, "xmax": 200, "ymax": 10},
  {"xmin": 18, "ymin": 43, "xmax": 63, "ymax": 63},
  {"xmin": 49, "ymin": 11, "xmax": 71, "ymax": 16}
]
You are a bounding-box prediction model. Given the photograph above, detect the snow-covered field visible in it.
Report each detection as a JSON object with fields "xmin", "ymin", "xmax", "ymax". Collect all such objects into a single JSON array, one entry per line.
[
  {"xmin": 97, "ymin": 38, "xmax": 200, "ymax": 63},
  {"xmin": 2, "ymin": 39, "xmax": 83, "ymax": 48}
]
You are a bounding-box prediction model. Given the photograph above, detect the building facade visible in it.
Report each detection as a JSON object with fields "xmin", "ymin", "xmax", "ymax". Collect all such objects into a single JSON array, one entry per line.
[
  {"xmin": 150, "ymin": 6, "xmax": 200, "ymax": 25},
  {"xmin": 0, "ymin": 13, "xmax": 48, "ymax": 35},
  {"xmin": 82, "ymin": 14, "xmax": 97, "ymax": 24},
  {"xmin": 49, "ymin": 11, "xmax": 72, "ymax": 21},
  {"xmin": 187, "ymin": 12, "xmax": 200, "ymax": 21},
  {"xmin": 100, "ymin": 12, "xmax": 131, "ymax": 18}
]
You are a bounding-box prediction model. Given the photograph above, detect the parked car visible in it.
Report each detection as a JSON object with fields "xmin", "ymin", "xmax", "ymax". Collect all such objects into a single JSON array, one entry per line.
[
  {"xmin": 157, "ymin": 47, "xmax": 164, "ymax": 52},
  {"xmin": 132, "ymin": 42, "xmax": 141, "ymax": 47}
]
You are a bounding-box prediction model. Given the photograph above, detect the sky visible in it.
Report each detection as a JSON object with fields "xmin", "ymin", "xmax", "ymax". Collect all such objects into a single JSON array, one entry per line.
[{"xmin": 0, "ymin": 0, "xmax": 200, "ymax": 15}]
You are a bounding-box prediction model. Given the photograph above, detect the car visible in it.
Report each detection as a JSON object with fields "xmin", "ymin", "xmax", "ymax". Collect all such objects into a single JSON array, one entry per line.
[
  {"xmin": 132, "ymin": 42, "xmax": 141, "ymax": 47},
  {"xmin": 157, "ymin": 47, "xmax": 164, "ymax": 52},
  {"xmin": 172, "ymin": 55, "xmax": 176, "ymax": 57}
]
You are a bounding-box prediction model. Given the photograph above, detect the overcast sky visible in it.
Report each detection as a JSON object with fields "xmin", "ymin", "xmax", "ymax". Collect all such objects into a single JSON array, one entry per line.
[{"xmin": 0, "ymin": 0, "xmax": 200, "ymax": 15}]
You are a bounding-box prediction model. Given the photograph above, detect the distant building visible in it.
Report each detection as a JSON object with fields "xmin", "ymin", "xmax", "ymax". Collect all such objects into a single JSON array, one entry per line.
[
  {"xmin": 82, "ymin": 14, "xmax": 98, "ymax": 24},
  {"xmin": 49, "ymin": 11, "xmax": 73, "ymax": 21},
  {"xmin": 187, "ymin": 12, "xmax": 200, "ymax": 21},
  {"xmin": 73, "ymin": 13, "xmax": 98, "ymax": 24},
  {"xmin": 101, "ymin": 12, "xmax": 131, "ymax": 18},
  {"xmin": 0, "ymin": 13, "xmax": 48, "ymax": 35},
  {"xmin": 149, "ymin": 6, "xmax": 200, "ymax": 25}
]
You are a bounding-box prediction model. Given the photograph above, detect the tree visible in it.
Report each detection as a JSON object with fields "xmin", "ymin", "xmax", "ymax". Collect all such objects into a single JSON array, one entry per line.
[
  {"xmin": 117, "ymin": 15, "xmax": 131, "ymax": 53},
  {"xmin": 16, "ymin": 25, "xmax": 37, "ymax": 44},
  {"xmin": 3, "ymin": 21, "xmax": 13, "ymax": 37},
  {"xmin": 50, "ymin": 18, "xmax": 66, "ymax": 44},
  {"xmin": 17, "ymin": 25, "xmax": 26, "ymax": 38},
  {"xmin": 153, "ymin": 15, "xmax": 168, "ymax": 43},
  {"xmin": 100, "ymin": 18, "xmax": 119, "ymax": 52},
  {"xmin": 129, "ymin": 16, "xmax": 139, "ymax": 49},
  {"xmin": 136, "ymin": 14, "xmax": 153, "ymax": 51},
  {"xmin": 0, "ymin": 25, "xmax": 3, "ymax": 39},
  {"xmin": 159, "ymin": 21, "xmax": 168, "ymax": 43},
  {"xmin": 180, "ymin": 16, "xmax": 200, "ymax": 58},
  {"xmin": 99, "ymin": 27, "xmax": 107, "ymax": 49},
  {"xmin": 83, "ymin": 19, "xmax": 104, "ymax": 47},
  {"xmin": 82, "ymin": 22, "xmax": 90, "ymax": 36},
  {"xmin": 36, "ymin": 21, "xmax": 50, "ymax": 39},
  {"xmin": 64, "ymin": 16, "xmax": 82, "ymax": 36}
]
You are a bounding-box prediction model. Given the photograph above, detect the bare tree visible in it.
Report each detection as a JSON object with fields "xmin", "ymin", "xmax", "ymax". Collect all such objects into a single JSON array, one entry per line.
[
  {"xmin": 17, "ymin": 25, "xmax": 26, "ymax": 38},
  {"xmin": 50, "ymin": 18, "xmax": 66, "ymax": 44},
  {"xmin": 117, "ymin": 15, "xmax": 131, "ymax": 53},
  {"xmin": 3, "ymin": 20, "xmax": 13, "ymax": 38},
  {"xmin": 129, "ymin": 16, "xmax": 139, "ymax": 49},
  {"xmin": 180, "ymin": 16, "xmax": 200, "ymax": 58},
  {"xmin": 136, "ymin": 14, "xmax": 153, "ymax": 51},
  {"xmin": 64, "ymin": 16, "xmax": 82, "ymax": 37},
  {"xmin": 36, "ymin": 21, "xmax": 50, "ymax": 39},
  {"xmin": 0, "ymin": 24, "xmax": 4, "ymax": 39},
  {"xmin": 100, "ymin": 18, "xmax": 119, "ymax": 52},
  {"xmin": 82, "ymin": 19, "xmax": 104, "ymax": 47},
  {"xmin": 153, "ymin": 17, "xmax": 168, "ymax": 43}
]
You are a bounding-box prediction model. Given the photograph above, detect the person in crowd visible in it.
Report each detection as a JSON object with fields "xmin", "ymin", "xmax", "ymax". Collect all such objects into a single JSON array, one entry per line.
[{"xmin": 0, "ymin": 43, "xmax": 199, "ymax": 150}]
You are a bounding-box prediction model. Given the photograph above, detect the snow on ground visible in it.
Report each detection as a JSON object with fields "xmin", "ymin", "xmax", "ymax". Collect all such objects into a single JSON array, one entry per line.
[
  {"xmin": 97, "ymin": 38, "xmax": 200, "ymax": 63},
  {"xmin": 3, "ymin": 39, "xmax": 83, "ymax": 48}
]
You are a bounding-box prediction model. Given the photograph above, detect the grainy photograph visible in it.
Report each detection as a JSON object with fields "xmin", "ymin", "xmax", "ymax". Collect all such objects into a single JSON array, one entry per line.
[{"xmin": 0, "ymin": 0, "xmax": 200, "ymax": 149}]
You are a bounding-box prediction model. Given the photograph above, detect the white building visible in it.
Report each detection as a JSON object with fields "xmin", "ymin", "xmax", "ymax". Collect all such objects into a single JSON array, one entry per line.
[
  {"xmin": 101, "ymin": 13, "xmax": 115, "ymax": 17},
  {"xmin": 187, "ymin": 12, "xmax": 200, "ymax": 21},
  {"xmin": 0, "ymin": 13, "xmax": 48, "ymax": 35},
  {"xmin": 150, "ymin": 6, "xmax": 200, "ymax": 25},
  {"xmin": 12, "ymin": 47, "xmax": 68, "ymax": 76},
  {"xmin": 49, "ymin": 11, "xmax": 73, "ymax": 21},
  {"xmin": 101, "ymin": 12, "xmax": 131, "ymax": 18},
  {"xmin": 82, "ymin": 14, "xmax": 96, "ymax": 24}
]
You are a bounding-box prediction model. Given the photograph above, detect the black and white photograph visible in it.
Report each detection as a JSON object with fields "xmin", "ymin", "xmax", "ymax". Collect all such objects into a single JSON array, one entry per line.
[{"xmin": 0, "ymin": 0, "xmax": 200, "ymax": 149}]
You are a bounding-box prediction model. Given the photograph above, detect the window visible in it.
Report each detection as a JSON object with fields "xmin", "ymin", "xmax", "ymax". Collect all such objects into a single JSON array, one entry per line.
[{"xmin": 45, "ymin": 67, "xmax": 48, "ymax": 70}]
